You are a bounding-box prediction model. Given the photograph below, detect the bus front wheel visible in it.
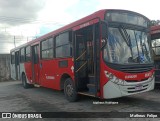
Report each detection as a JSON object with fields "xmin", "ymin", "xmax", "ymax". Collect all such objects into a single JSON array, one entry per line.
[{"xmin": 64, "ymin": 78, "xmax": 78, "ymax": 102}]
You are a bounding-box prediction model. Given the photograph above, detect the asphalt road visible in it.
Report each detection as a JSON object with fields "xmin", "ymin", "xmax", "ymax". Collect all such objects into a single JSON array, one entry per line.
[{"xmin": 0, "ymin": 80, "xmax": 160, "ymax": 121}]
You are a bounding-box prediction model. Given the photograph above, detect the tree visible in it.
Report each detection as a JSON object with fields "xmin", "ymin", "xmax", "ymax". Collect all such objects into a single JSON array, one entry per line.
[{"xmin": 151, "ymin": 20, "xmax": 160, "ymax": 26}]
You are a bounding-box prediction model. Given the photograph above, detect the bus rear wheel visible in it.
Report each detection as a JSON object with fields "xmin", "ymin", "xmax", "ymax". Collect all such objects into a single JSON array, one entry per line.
[
  {"xmin": 22, "ymin": 74, "xmax": 30, "ymax": 89},
  {"xmin": 64, "ymin": 78, "xmax": 78, "ymax": 102}
]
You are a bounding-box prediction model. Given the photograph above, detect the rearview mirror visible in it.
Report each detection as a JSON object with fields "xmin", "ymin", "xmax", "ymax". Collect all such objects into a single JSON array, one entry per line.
[{"xmin": 101, "ymin": 21, "xmax": 108, "ymax": 49}]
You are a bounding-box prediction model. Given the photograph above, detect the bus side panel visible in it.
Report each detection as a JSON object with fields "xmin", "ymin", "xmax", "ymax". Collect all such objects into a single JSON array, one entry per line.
[
  {"xmin": 100, "ymin": 53, "xmax": 108, "ymax": 99},
  {"xmin": 39, "ymin": 58, "xmax": 74, "ymax": 90},
  {"xmin": 11, "ymin": 63, "xmax": 16, "ymax": 80},
  {"xmin": 19, "ymin": 63, "xmax": 26, "ymax": 80},
  {"xmin": 16, "ymin": 65, "xmax": 20, "ymax": 80},
  {"xmin": 24, "ymin": 62, "xmax": 32, "ymax": 83},
  {"xmin": 57, "ymin": 58, "xmax": 74, "ymax": 87},
  {"xmin": 39, "ymin": 59, "xmax": 58, "ymax": 89}
]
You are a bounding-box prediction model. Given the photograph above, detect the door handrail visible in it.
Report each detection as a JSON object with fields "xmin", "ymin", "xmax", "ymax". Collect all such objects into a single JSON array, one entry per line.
[
  {"xmin": 76, "ymin": 50, "xmax": 86, "ymax": 61},
  {"xmin": 76, "ymin": 61, "xmax": 87, "ymax": 73}
]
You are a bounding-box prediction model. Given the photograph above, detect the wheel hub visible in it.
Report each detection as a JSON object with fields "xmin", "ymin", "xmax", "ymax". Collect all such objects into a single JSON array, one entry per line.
[{"xmin": 66, "ymin": 84, "xmax": 73, "ymax": 96}]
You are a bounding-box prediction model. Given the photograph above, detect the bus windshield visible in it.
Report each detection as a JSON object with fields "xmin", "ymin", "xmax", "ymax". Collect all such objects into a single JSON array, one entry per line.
[{"xmin": 103, "ymin": 27, "xmax": 153, "ymax": 64}]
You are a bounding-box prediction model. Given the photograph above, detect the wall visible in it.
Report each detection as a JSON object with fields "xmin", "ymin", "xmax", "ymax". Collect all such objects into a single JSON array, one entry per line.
[{"xmin": 0, "ymin": 54, "xmax": 11, "ymax": 81}]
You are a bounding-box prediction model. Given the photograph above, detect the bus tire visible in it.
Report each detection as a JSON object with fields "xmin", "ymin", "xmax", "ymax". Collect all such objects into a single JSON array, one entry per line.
[
  {"xmin": 22, "ymin": 74, "xmax": 30, "ymax": 89},
  {"xmin": 64, "ymin": 78, "xmax": 78, "ymax": 102}
]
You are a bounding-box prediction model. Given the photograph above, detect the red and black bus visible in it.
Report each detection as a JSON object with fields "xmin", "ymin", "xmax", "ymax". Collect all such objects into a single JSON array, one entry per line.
[
  {"xmin": 10, "ymin": 9, "xmax": 155, "ymax": 101},
  {"xmin": 151, "ymin": 25, "xmax": 160, "ymax": 84}
]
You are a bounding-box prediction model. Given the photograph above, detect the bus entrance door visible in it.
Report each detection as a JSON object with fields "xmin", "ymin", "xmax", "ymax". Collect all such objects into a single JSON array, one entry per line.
[
  {"xmin": 31, "ymin": 44, "xmax": 40, "ymax": 84},
  {"xmin": 73, "ymin": 21, "xmax": 99, "ymax": 97},
  {"xmin": 15, "ymin": 51, "xmax": 20, "ymax": 80}
]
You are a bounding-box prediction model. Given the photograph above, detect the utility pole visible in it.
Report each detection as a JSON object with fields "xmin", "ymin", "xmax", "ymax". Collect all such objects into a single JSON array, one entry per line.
[{"xmin": 14, "ymin": 36, "xmax": 16, "ymax": 47}]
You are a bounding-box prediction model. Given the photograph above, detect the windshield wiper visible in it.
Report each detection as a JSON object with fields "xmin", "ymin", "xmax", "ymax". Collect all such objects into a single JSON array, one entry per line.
[
  {"xmin": 118, "ymin": 26, "xmax": 131, "ymax": 46},
  {"xmin": 138, "ymin": 32, "xmax": 151, "ymax": 62},
  {"xmin": 122, "ymin": 26, "xmax": 131, "ymax": 47},
  {"xmin": 134, "ymin": 31, "xmax": 149, "ymax": 63},
  {"xmin": 118, "ymin": 26, "xmax": 134, "ymax": 60},
  {"xmin": 142, "ymin": 41, "xmax": 150, "ymax": 62}
]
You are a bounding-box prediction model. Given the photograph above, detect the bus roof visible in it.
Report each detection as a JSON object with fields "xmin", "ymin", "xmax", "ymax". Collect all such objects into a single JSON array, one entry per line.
[
  {"xmin": 10, "ymin": 9, "xmax": 149, "ymax": 52},
  {"xmin": 151, "ymin": 25, "xmax": 160, "ymax": 35}
]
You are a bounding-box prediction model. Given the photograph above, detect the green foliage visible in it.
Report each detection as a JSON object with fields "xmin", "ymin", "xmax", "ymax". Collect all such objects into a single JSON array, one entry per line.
[{"xmin": 151, "ymin": 20, "xmax": 160, "ymax": 26}]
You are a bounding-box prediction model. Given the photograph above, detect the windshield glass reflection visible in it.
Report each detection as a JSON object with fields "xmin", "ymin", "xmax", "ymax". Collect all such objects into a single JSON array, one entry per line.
[{"xmin": 103, "ymin": 27, "xmax": 152, "ymax": 64}]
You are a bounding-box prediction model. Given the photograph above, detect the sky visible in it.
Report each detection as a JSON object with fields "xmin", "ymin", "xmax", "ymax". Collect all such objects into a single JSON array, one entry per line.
[{"xmin": 0, "ymin": 0, "xmax": 160, "ymax": 53}]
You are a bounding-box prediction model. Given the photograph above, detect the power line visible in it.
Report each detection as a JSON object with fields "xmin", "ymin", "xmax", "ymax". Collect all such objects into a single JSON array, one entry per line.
[
  {"xmin": 0, "ymin": 16, "xmax": 66, "ymax": 52},
  {"xmin": 0, "ymin": 35, "xmax": 39, "ymax": 39},
  {"xmin": 0, "ymin": 16, "xmax": 65, "ymax": 25}
]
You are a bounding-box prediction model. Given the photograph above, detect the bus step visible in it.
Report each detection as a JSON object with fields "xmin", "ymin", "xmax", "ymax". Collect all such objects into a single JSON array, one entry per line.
[
  {"xmin": 34, "ymin": 84, "xmax": 40, "ymax": 87},
  {"xmin": 87, "ymin": 84, "xmax": 96, "ymax": 94},
  {"xmin": 78, "ymin": 91, "xmax": 96, "ymax": 97},
  {"xmin": 88, "ymin": 76, "xmax": 95, "ymax": 84}
]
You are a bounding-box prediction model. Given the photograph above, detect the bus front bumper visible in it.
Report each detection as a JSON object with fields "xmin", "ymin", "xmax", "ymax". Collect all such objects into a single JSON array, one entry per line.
[{"xmin": 103, "ymin": 76, "xmax": 155, "ymax": 99}]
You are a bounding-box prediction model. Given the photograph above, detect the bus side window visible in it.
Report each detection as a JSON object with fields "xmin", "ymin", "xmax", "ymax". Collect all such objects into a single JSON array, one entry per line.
[
  {"xmin": 20, "ymin": 48, "xmax": 25, "ymax": 63},
  {"xmin": 55, "ymin": 31, "xmax": 72, "ymax": 58},
  {"xmin": 25, "ymin": 46, "xmax": 31, "ymax": 62},
  {"xmin": 41, "ymin": 38, "xmax": 54, "ymax": 59}
]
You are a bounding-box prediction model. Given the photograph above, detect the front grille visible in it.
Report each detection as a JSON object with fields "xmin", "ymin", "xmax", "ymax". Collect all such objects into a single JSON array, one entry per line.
[
  {"xmin": 106, "ymin": 62, "xmax": 154, "ymax": 73},
  {"xmin": 143, "ymin": 84, "xmax": 148, "ymax": 88},
  {"xmin": 125, "ymin": 78, "xmax": 149, "ymax": 83},
  {"xmin": 119, "ymin": 66, "xmax": 153, "ymax": 73},
  {"xmin": 128, "ymin": 88, "xmax": 147, "ymax": 93},
  {"xmin": 119, "ymin": 76, "xmax": 153, "ymax": 94},
  {"xmin": 127, "ymin": 84, "xmax": 149, "ymax": 90}
]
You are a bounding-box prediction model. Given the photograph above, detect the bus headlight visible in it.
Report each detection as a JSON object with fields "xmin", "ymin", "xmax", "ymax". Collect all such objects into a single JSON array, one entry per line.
[
  {"xmin": 104, "ymin": 71, "xmax": 114, "ymax": 79},
  {"xmin": 104, "ymin": 71, "xmax": 125, "ymax": 85},
  {"xmin": 150, "ymin": 72, "xmax": 154, "ymax": 81}
]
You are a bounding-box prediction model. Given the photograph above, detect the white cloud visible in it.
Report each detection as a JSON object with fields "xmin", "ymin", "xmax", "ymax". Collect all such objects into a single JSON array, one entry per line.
[
  {"xmin": 1, "ymin": 0, "xmax": 160, "ymax": 53},
  {"xmin": 38, "ymin": 0, "xmax": 79, "ymax": 24},
  {"xmin": 8, "ymin": 24, "xmax": 40, "ymax": 36},
  {"xmin": 0, "ymin": 0, "xmax": 45, "ymax": 26}
]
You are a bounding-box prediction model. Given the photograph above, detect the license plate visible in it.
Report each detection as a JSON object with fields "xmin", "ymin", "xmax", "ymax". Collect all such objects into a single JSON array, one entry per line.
[{"xmin": 135, "ymin": 85, "xmax": 143, "ymax": 90}]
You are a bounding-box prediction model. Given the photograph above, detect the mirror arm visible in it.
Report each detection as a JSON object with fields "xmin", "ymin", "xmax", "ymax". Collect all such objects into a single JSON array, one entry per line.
[{"xmin": 101, "ymin": 38, "xmax": 107, "ymax": 49}]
